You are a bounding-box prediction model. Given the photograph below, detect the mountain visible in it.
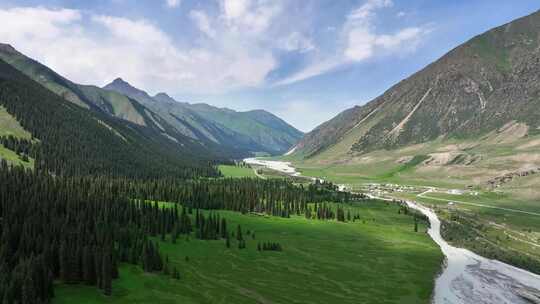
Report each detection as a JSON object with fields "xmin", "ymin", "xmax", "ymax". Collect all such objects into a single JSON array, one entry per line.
[
  {"xmin": 104, "ymin": 79, "xmax": 303, "ymax": 155},
  {"xmin": 292, "ymin": 10, "xmax": 540, "ymax": 161},
  {"xmin": 0, "ymin": 44, "xmax": 147, "ymax": 126},
  {"xmin": 106, "ymin": 77, "xmax": 157, "ymax": 105},
  {"xmin": 0, "ymin": 43, "xmax": 252, "ymax": 160},
  {"xmin": 0, "ymin": 57, "xmax": 219, "ymax": 178}
]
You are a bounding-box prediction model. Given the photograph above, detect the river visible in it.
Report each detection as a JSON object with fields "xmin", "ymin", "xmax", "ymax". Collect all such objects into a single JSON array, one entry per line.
[{"xmin": 244, "ymin": 158, "xmax": 540, "ymax": 304}]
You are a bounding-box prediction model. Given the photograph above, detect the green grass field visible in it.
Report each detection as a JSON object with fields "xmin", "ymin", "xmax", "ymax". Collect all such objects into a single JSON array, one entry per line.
[
  {"xmin": 53, "ymin": 201, "xmax": 443, "ymax": 304},
  {"xmin": 218, "ymin": 165, "xmax": 257, "ymax": 178},
  {"xmin": 0, "ymin": 106, "xmax": 32, "ymax": 139},
  {"xmin": 296, "ymin": 161, "xmax": 467, "ymax": 189},
  {"xmin": 282, "ymin": 138, "xmax": 540, "ymax": 274},
  {"xmin": 0, "ymin": 105, "xmax": 35, "ymax": 168},
  {"xmin": 0, "ymin": 144, "xmax": 34, "ymax": 168}
]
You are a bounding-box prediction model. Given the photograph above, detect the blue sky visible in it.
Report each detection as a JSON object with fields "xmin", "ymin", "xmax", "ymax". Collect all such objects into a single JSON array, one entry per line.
[{"xmin": 1, "ymin": 0, "xmax": 539, "ymax": 131}]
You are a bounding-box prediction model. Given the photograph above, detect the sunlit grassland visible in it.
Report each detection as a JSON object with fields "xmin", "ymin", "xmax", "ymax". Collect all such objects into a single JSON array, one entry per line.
[
  {"xmin": 53, "ymin": 201, "xmax": 443, "ymax": 304},
  {"xmin": 0, "ymin": 144, "xmax": 33, "ymax": 168},
  {"xmin": 218, "ymin": 164, "xmax": 257, "ymax": 178}
]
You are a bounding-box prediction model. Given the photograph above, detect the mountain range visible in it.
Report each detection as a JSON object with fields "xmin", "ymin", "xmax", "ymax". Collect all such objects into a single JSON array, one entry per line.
[
  {"xmin": 0, "ymin": 55, "xmax": 220, "ymax": 178},
  {"xmin": 104, "ymin": 78, "xmax": 303, "ymax": 155},
  {"xmin": 0, "ymin": 43, "xmax": 302, "ymax": 159}
]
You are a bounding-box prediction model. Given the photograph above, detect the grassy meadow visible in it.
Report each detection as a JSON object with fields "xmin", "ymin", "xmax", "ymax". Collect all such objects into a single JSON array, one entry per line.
[
  {"xmin": 218, "ymin": 165, "xmax": 257, "ymax": 178},
  {"xmin": 283, "ymin": 132, "xmax": 540, "ymax": 274},
  {"xmin": 53, "ymin": 201, "xmax": 443, "ymax": 304},
  {"xmin": 0, "ymin": 144, "xmax": 34, "ymax": 168},
  {"xmin": 0, "ymin": 106, "xmax": 35, "ymax": 168}
]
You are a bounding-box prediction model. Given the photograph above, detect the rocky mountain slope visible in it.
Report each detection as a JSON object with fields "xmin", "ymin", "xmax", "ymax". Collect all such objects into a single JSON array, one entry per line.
[
  {"xmin": 0, "ymin": 43, "xmax": 301, "ymax": 157},
  {"xmin": 104, "ymin": 78, "xmax": 303, "ymax": 155},
  {"xmin": 292, "ymin": 10, "xmax": 540, "ymax": 159}
]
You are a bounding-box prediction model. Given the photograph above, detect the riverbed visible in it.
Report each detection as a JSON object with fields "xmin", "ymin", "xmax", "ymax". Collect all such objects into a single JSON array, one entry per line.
[{"xmin": 244, "ymin": 158, "xmax": 540, "ymax": 304}]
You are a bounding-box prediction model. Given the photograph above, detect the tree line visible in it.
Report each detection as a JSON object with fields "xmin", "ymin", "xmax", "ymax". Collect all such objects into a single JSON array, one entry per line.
[
  {"xmin": 92, "ymin": 177, "xmax": 365, "ymax": 218},
  {"xmin": 0, "ymin": 160, "xmax": 363, "ymax": 303},
  {"xmin": 0, "ymin": 135, "xmax": 38, "ymax": 162},
  {"xmin": 0, "ymin": 162, "xmax": 231, "ymax": 303}
]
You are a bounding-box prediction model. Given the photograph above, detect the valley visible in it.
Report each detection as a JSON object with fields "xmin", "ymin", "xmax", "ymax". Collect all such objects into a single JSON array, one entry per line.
[
  {"xmin": 283, "ymin": 136, "xmax": 540, "ymax": 275},
  {"xmin": 52, "ymin": 203, "xmax": 441, "ymax": 304},
  {"xmin": 246, "ymin": 158, "xmax": 540, "ymax": 303},
  {"xmin": 1, "ymin": 2, "xmax": 540, "ymax": 304}
]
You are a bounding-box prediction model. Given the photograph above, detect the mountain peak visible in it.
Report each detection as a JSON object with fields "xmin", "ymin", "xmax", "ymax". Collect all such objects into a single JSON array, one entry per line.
[
  {"xmin": 153, "ymin": 92, "xmax": 178, "ymax": 104},
  {"xmin": 154, "ymin": 92, "xmax": 170, "ymax": 98},
  {"xmin": 104, "ymin": 77, "xmax": 157, "ymax": 105},
  {"xmin": 109, "ymin": 77, "xmax": 130, "ymax": 86},
  {"xmin": 0, "ymin": 43, "xmax": 19, "ymax": 55},
  {"xmin": 104, "ymin": 77, "xmax": 139, "ymax": 93}
]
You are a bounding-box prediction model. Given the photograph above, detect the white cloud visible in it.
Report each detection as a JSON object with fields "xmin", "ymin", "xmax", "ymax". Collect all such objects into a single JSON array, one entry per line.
[
  {"xmin": 375, "ymin": 27, "xmax": 425, "ymax": 49},
  {"xmin": 343, "ymin": 0, "xmax": 427, "ymax": 61},
  {"xmin": 348, "ymin": 0, "xmax": 393, "ymax": 21},
  {"xmin": 0, "ymin": 3, "xmax": 427, "ymax": 96},
  {"xmin": 219, "ymin": 0, "xmax": 282, "ymax": 35},
  {"xmin": 222, "ymin": 0, "xmax": 249, "ymax": 19},
  {"xmin": 0, "ymin": 7, "xmax": 82, "ymax": 40},
  {"xmin": 344, "ymin": 27, "xmax": 376, "ymax": 61},
  {"xmin": 166, "ymin": 0, "xmax": 181, "ymax": 8},
  {"xmin": 274, "ymin": 58, "xmax": 341, "ymax": 86},
  {"xmin": 280, "ymin": 32, "xmax": 315, "ymax": 53},
  {"xmin": 190, "ymin": 10, "xmax": 216, "ymax": 38},
  {"xmin": 276, "ymin": 0, "xmax": 430, "ymax": 86},
  {"xmin": 0, "ymin": 6, "xmax": 277, "ymax": 94}
]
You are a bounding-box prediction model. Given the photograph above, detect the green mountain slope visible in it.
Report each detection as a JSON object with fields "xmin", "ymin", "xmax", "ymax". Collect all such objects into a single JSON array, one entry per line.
[
  {"xmin": 0, "ymin": 105, "xmax": 31, "ymax": 139},
  {"xmin": 0, "ymin": 43, "xmax": 149, "ymax": 126},
  {"xmin": 0, "ymin": 58, "xmax": 220, "ymax": 178},
  {"xmin": 293, "ymin": 10, "xmax": 540, "ymax": 159},
  {"xmin": 0, "ymin": 43, "xmax": 249, "ymax": 160},
  {"xmin": 104, "ymin": 79, "xmax": 303, "ymax": 155}
]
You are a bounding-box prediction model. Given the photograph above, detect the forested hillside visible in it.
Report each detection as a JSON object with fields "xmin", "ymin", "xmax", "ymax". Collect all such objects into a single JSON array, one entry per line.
[
  {"xmin": 0, "ymin": 43, "xmax": 266, "ymax": 159},
  {"xmin": 0, "ymin": 158, "xmax": 359, "ymax": 303},
  {"xmin": 0, "ymin": 55, "xmax": 368, "ymax": 303},
  {"xmin": 0, "ymin": 58, "xmax": 218, "ymax": 178}
]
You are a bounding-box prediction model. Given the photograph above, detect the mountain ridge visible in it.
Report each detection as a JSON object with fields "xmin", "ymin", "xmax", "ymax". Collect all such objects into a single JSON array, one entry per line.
[
  {"xmin": 292, "ymin": 9, "xmax": 540, "ymax": 159},
  {"xmin": 104, "ymin": 78, "xmax": 303, "ymax": 155},
  {"xmin": 0, "ymin": 57, "xmax": 220, "ymax": 177},
  {"xmin": 0, "ymin": 43, "xmax": 302, "ymax": 157}
]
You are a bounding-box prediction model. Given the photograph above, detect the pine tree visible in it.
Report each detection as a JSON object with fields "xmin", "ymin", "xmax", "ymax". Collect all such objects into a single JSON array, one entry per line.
[
  {"xmin": 236, "ymin": 225, "xmax": 243, "ymax": 241},
  {"xmin": 102, "ymin": 251, "xmax": 112, "ymax": 296},
  {"xmin": 172, "ymin": 223, "xmax": 178, "ymax": 244}
]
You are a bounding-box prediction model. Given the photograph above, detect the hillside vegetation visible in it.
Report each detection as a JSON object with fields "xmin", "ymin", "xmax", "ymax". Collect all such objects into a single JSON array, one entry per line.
[
  {"xmin": 292, "ymin": 10, "xmax": 540, "ymax": 161},
  {"xmin": 53, "ymin": 202, "xmax": 442, "ymax": 304},
  {"xmin": 0, "ymin": 58, "xmax": 218, "ymax": 178}
]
